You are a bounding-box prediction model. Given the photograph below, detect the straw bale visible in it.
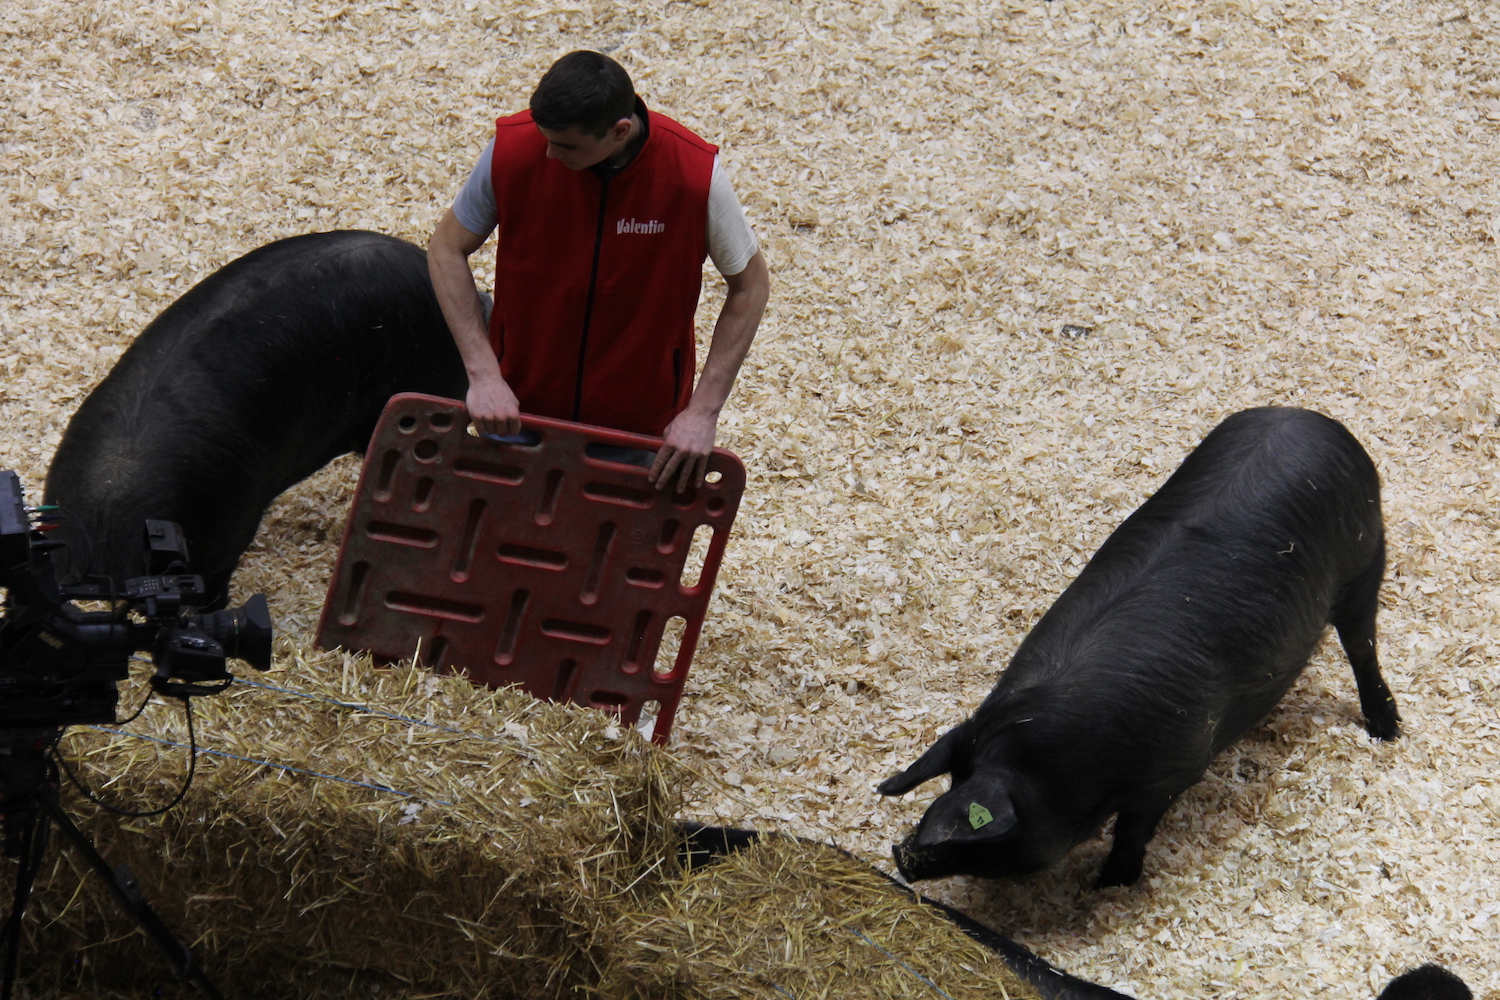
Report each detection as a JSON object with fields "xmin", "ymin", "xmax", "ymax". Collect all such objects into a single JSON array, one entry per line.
[
  {"xmin": 5, "ymin": 0, "xmax": 1500, "ymax": 996},
  {"xmin": 16, "ymin": 659, "xmax": 1039, "ymax": 1000},
  {"xmin": 22, "ymin": 655, "xmax": 684, "ymax": 998}
]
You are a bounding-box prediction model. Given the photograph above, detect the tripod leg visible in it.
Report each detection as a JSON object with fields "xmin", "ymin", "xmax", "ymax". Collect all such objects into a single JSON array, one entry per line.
[
  {"xmin": 37, "ymin": 795, "xmax": 227, "ymax": 1000},
  {"xmin": 1, "ymin": 809, "xmax": 48, "ymax": 1000}
]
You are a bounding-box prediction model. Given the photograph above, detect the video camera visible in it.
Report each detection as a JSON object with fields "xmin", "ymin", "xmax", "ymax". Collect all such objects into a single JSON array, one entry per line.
[
  {"xmin": 0, "ymin": 470, "xmax": 273, "ymax": 1000},
  {"xmin": 0, "ymin": 469, "xmax": 272, "ymax": 729}
]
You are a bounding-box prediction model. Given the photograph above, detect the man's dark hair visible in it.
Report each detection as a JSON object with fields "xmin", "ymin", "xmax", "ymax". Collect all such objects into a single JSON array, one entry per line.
[{"xmin": 530, "ymin": 51, "xmax": 636, "ymax": 138}]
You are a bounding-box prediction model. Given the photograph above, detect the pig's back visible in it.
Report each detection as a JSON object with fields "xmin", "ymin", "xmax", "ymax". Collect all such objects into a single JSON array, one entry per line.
[{"xmin": 992, "ymin": 408, "xmax": 1381, "ymax": 785}]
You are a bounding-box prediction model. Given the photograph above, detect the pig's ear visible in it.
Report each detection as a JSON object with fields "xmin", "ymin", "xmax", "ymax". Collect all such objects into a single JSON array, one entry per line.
[
  {"xmin": 877, "ymin": 724, "xmax": 965, "ymax": 796},
  {"xmin": 912, "ymin": 774, "xmax": 1017, "ymax": 848}
]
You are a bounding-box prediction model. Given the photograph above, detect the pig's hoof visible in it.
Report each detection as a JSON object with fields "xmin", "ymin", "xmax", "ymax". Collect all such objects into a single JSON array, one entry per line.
[
  {"xmin": 1363, "ymin": 702, "xmax": 1401, "ymax": 741},
  {"xmin": 1094, "ymin": 858, "xmax": 1143, "ymax": 889}
]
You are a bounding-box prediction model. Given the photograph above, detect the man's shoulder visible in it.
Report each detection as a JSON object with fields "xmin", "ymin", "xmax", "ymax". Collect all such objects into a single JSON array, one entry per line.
[
  {"xmin": 492, "ymin": 110, "xmax": 545, "ymax": 167},
  {"xmin": 647, "ymin": 112, "xmax": 718, "ymax": 156}
]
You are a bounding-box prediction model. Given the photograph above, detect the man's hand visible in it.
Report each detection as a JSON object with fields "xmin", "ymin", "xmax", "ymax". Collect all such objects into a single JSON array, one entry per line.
[
  {"xmin": 646, "ymin": 250, "xmax": 768, "ymax": 492},
  {"xmin": 650, "ymin": 406, "xmax": 718, "ymax": 491},
  {"xmin": 428, "ymin": 209, "xmax": 525, "ymax": 439},
  {"xmin": 466, "ymin": 373, "xmax": 523, "ymax": 438}
]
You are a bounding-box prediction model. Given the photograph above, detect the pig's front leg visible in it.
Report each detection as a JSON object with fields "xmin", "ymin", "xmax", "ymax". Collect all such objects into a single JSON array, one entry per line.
[{"xmin": 1096, "ymin": 800, "xmax": 1171, "ymax": 888}]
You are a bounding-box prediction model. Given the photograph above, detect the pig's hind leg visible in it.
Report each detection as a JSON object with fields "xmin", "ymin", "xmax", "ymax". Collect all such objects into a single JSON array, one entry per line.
[{"xmin": 1330, "ymin": 536, "xmax": 1400, "ymax": 741}]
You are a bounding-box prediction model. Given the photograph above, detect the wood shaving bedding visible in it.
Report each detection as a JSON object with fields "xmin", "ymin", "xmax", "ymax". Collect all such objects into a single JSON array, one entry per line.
[{"xmin": 3, "ymin": 1, "xmax": 1497, "ymax": 996}]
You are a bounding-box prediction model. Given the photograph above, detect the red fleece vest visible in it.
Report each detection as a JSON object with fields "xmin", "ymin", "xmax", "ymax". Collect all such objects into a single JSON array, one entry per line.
[{"xmin": 489, "ymin": 107, "xmax": 716, "ymax": 436}]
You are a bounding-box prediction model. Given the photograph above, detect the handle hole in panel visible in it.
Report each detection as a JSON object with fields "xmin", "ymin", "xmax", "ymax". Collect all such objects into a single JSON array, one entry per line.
[
  {"xmin": 336, "ymin": 560, "xmax": 371, "ymax": 626},
  {"xmin": 579, "ymin": 522, "xmax": 616, "ymax": 604},
  {"xmin": 420, "ymin": 636, "xmax": 449, "ymax": 671},
  {"xmin": 374, "ymin": 449, "xmax": 401, "ymax": 501},
  {"xmin": 551, "ymin": 658, "xmax": 579, "ymax": 701},
  {"xmin": 413, "ymin": 439, "xmax": 441, "ymax": 462},
  {"xmin": 451, "ymin": 498, "xmax": 487, "ymax": 581},
  {"xmin": 536, "ymin": 468, "xmax": 564, "ymax": 525},
  {"xmin": 705, "ymin": 470, "xmax": 722, "ymax": 484},
  {"xmin": 653, "ymin": 616, "xmax": 686, "ymax": 681},
  {"xmin": 495, "ymin": 589, "xmax": 530, "ymax": 666},
  {"xmin": 398, "ymin": 415, "xmax": 418, "ymax": 432},
  {"xmin": 412, "ymin": 476, "xmax": 435, "ymax": 512},
  {"xmin": 454, "ymin": 458, "xmax": 524, "ymax": 485},
  {"xmin": 477, "ymin": 428, "xmax": 543, "ymax": 448},
  {"xmin": 583, "ymin": 481, "xmax": 653, "ymax": 508},
  {"xmin": 585, "ymin": 442, "xmax": 656, "ymax": 468},
  {"xmin": 679, "ymin": 524, "xmax": 712, "ymax": 590},
  {"xmin": 625, "ymin": 568, "xmax": 665, "ymax": 589},
  {"xmin": 365, "ymin": 522, "xmax": 439, "ymax": 549},
  {"xmin": 590, "ymin": 690, "xmax": 628, "ymax": 709},
  {"xmin": 429, "ymin": 412, "xmax": 455, "ymax": 431},
  {"xmin": 620, "ymin": 609, "xmax": 652, "ymax": 674},
  {"xmin": 498, "ymin": 544, "xmax": 568, "ymax": 570},
  {"xmin": 541, "ymin": 618, "xmax": 610, "ymax": 645},
  {"xmin": 385, "ymin": 592, "xmax": 484, "ymax": 622}
]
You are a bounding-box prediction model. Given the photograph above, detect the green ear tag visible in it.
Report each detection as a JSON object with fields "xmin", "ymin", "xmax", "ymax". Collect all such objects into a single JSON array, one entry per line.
[{"xmin": 968, "ymin": 802, "xmax": 993, "ymax": 830}]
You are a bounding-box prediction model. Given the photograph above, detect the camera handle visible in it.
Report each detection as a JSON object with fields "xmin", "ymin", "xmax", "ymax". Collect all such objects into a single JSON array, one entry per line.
[{"xmin": 1, "ymin": 787, "xmax": 226, "ymax": 1000}]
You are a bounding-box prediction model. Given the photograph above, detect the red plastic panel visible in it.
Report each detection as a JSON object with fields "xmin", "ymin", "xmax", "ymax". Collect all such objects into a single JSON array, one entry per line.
[{"xmin": 315, "ymin": 393, "xmax": 744, "ymax": 743}]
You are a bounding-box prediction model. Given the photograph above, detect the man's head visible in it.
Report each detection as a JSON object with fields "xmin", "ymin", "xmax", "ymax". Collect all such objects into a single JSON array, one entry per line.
[{"xmin": 531, "ymin": 51, "xmax": 637, "ymax": 171}]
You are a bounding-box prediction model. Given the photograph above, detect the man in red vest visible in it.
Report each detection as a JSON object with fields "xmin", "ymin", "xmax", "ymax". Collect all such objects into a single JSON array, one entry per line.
[{"xmin": 428, "ymin": 50, "xmax": 769, "ymax": 491}]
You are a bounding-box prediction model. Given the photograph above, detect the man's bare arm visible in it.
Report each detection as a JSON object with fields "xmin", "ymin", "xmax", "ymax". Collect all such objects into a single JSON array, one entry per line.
[
  {"xmin": 428, "ymin": 208, "xmax": 522, "ymax": 437},
  {"xmin": 651, "ymin": 249, "xmax": 770, "ymax": 490}
]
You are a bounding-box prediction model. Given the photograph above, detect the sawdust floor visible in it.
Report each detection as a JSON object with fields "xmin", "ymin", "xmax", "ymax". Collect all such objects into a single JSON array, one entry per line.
[{"xmin": 4, "ymin": 1, "xmax": 1499, "ymax": 996}]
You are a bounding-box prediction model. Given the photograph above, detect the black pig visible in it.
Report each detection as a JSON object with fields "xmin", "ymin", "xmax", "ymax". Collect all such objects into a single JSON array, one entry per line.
[
  {"xmin": 879, "ymin": 407, "xmax": 1400, "ymax": 887},
  {"xmin": 1377, "ymin": 965, "xmax": 1472, "ymax": 1000},
  {"xmin": 44, "ymin": 230, "xmax": 467, "ymax": 603},
  {"xmin": 1374, "ymin": 959, "xmax": 1470, "ymax": 1000}
]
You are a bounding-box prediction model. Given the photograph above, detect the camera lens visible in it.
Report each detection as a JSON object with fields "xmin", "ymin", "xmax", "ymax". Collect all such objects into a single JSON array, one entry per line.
[{"xmin": 197, "ymin": 595, "xmax": 273, "ymax": 673}]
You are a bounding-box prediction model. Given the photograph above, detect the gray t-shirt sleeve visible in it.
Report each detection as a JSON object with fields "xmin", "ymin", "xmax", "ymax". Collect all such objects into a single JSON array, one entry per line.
[
  {"xmin": 450, "ymin": 138, "xmax": 497, "ymax": 238},
  {"xmin": 706, "ymin": 157, "xmax": 759, "ymax": 277}
]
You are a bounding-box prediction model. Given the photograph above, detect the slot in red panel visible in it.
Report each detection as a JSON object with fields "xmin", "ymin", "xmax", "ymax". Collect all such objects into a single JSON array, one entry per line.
[{"xmin": 315, "ymin": 394, "xmax": 744, "ymax": 743}]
